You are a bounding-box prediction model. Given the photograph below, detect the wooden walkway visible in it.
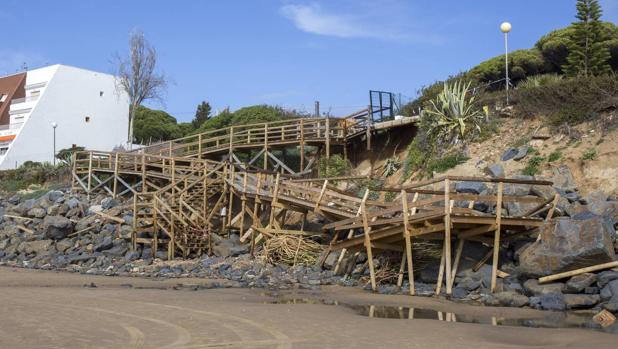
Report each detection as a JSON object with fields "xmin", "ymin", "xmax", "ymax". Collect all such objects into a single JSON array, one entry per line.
[{"xmin": 71, "ymin": 113, "xmax": 559, "ymax": 295}]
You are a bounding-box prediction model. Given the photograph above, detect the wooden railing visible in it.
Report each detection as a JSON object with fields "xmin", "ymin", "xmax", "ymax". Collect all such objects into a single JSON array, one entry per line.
[{"xmin": 131, "ymin": 117, "xmax": 355, "ymax": 158}]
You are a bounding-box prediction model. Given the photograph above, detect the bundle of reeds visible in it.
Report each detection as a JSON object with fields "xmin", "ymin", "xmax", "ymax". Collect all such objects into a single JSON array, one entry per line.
[{"xmin": 262, "ymin": 235, "xmax": 323, "ymax": 266}]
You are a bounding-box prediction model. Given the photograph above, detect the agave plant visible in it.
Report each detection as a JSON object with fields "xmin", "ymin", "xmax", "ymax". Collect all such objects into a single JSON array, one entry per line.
[{"xmin": 423, "ymin": 80, "xmax": 484, "ymax": 144}]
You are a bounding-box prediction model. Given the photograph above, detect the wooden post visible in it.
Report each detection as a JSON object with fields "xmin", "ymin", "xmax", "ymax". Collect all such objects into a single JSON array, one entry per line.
[
  {"xmin": 71, "ymin": 152, "xmax": 77, "ymax": 192},
  {"xmin": 112, "ymin": 153, "xmax": 119, "ymax": 198},
  {"xmin": 314, "ymin": 180, "xmax": 329, "ymax": 212},
  {"xmin": 239, "ymin": 172, "xmax": 248, "ymax": 237},
  {"xmin": 263, "ymin": 124, "xmax": 268, "ymax": 170},
  {"xmin": 168, "ymin": 141, "xmax": 172, "ymax": 157},
  {"xmin": 545, "ymin": 194, "xmax": 560, "ymax": 222},
  {"xmin": 268, "ymin": 173, "xmax": 281, "ymax": 228},
  {"xmin": 450, "ymin": 239, "xmax": 465, "ymax": 287},
  {"xmin": 401, "ymin": 189, "xmax": 415, "ymax": 295},
  {"xmin": 198, "ymin": 133, "xmax": 202, "ymax": 158},
  {"xmin": 361, "ymin": 201, "xmax": 377, "ymax": 292},
  {"xmin": 229, "ymin": 126, "xmax": 234, "ymax": 161},
  {"xmin": 325, "ymin": 115, "xmax": 330, "ymax": 158},
  {"xmin": 300, "ymin": 119, "xmax": 305, "ymax": 172},
  {"xmin": 435, "ymin": 243, "xmax": 446, "ymax": 295},
  {"xmin": 131, "ymin": 194, "xmax": 137, "ymax": 251},
  {"xmin": 226, "ymin": 165, "xmax": 235, "ymax": 235},
  {"xmin": 86, "ymin": 152, "xmax": 93, "ymax": 199},
  {"xmin": 444, "ymin": 179, "xmax": 453, "ymax": 295},
  {"xmin": 366, "ymin": 106, "xmax": 372, "ymax": 151},
  {"xmin": 141, "ymin": 154, "xmax": 146, "ymax": 193},
  {"xmin": 491, "ymin": 182, "xmax": 504, "ymax": 293},
  {"xmin": 334, "ymin": 189, "xmax": 369, "ymax": 275}
]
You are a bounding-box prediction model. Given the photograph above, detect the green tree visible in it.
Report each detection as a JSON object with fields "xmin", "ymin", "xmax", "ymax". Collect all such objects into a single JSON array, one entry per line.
[
  {"xmin": 195, "ymin": 105, "xmax": 289, "ymax": 132},
  {"xmin": 192, "ymin": 101, "xmax": 212, "ymax": 128},
  {"xmin": 133, "ymin": 106, "xmax": 186, "ymax": 143},
  {"xmin": 564, "ymin": 0, "xmax": 611, "ymax": 76}
]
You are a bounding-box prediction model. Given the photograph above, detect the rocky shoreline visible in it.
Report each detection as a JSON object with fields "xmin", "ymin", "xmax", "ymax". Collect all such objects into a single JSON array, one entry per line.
[{"xmin": 1, "ymin": 181, "xmax": 617, "ymax": 316}]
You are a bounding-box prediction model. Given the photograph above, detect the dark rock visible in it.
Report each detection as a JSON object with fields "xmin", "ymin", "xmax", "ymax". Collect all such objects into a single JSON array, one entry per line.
[
  {"xmin": 212, "ymin": 239, "xmax": 249, "ymax": 257},
  {"xmin": 564, "ymin": 273, "xmax": 597, "ymax": 293},
  {"xmin": 540, "ymin": 293, "xmax": 566, "ymax": 311},
  {"xmin": 94, "ymin": 236, "xmax": 113, "ymax": 252},
  {"xmin": 8, "ymin": 195, "xmax": 20, "ymax": 205},
  {"xmin": 27, "ymin": 207, "xmax": 47, "ymax": 219},
  {"xmin": 55, "ymin": 239, "xmax": 73, "ymax": 253},
  {"xmin": 451, "ymin": 287, "xmax": 468, "ymax": 299},
  {"xmin": 101, "ymin": 197, "xmax": 119, "ymax": 210},
  {"xmin": 456, "ymin": 277, "xmax": 481, "ymax": 291},
  {"xmin": 43, "ymin": 216, "xmax": 73, "ymax": 240},
  {"xmin": 604, "ymin": 295, "xmax": 618, "ymax": 313},
  {"xmin": 501, "ymin": 148, "xmax": 518, "ymax": 161},
  {"xmin": 21, "ymin": 240, "xmax": 53, "ymax": 255},
  {"xmin": 66, "ymin": 198, "xmax": 81, "ymax": 209},
  {"xmin": 523, "ymin": 279, "xmax": 565, "ymax": 296},
  {"xmin": 455, "ymin": 181, "xmax": 487, "ymax": 195},
  {"xmin": 485, "ymin": 164, "xmax": 505, "ymax": 178},
  {"xmin": 45, "ymin": 190, "xmax": 64, "ymax": 203},
  {"xmin": 564, "ymin": 294, "xmax": 600, "ymax": 309},
  {"xmin": 518, "ymin": 216, "xmax": 615, "ymax": 277},
  {"xmin": 124, "ymin": 250, "xmax": 140, "ymax": 262},
  {"xmin": 585, "ymin": 286, "xmax": 599, "ymax": 295},
  {"xmin": 513, "ymin": 146, "xmax": 529, "ymax": 161},
  {"xmin": 494, "ymin": 291, "xmax": 529, "ymax": 307},
  {"xmin": 597, "ymin": 270, "xmax": 618, "ymax": 288}
]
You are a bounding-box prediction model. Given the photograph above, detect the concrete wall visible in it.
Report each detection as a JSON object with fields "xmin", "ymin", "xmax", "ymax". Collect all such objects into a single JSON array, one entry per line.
[{"xmin": 0, "ymin": 65, "xmax": 129, "ymax": 169}]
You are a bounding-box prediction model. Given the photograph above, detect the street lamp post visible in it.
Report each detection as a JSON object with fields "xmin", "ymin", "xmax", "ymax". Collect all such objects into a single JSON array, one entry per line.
[
  {"xmin": 51, "ymin": 122, "xmax": 58, "ymax": 166},
  {"xmin": 500, "ymin": 22, "xmax": 512, "ymax": 105}
]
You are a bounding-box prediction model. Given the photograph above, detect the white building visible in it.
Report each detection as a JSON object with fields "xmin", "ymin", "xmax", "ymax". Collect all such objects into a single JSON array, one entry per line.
[{"xmin": 0, "ymin": 64, "xmax": 129, "ymax": 169}]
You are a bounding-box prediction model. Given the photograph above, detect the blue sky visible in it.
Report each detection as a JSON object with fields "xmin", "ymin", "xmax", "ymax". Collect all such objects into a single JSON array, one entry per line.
[{"xmin": 2, "ymin": 0, "xmax": 617, "ymax": 121}]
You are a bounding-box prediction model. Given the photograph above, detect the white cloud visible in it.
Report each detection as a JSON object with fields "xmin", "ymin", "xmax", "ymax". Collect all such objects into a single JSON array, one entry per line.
[
  {"xmin": 280, "ymin": 3, "xmax": 375, "ymax": 39},
  {"xmin": 280, "ymin": 2, "xmax": 420, "ymax": 41}
]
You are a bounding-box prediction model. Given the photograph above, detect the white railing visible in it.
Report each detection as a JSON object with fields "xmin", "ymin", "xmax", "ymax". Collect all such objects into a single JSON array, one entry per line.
[{"xmin": 10, "ymin": 95, "xmax": 39, "ymax": 104}]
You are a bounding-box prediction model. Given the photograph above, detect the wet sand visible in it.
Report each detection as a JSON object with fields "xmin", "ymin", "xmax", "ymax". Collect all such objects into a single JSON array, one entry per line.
[{"xmin": 0, "ymin": 267, "xmax": 615, "ymax": 348}]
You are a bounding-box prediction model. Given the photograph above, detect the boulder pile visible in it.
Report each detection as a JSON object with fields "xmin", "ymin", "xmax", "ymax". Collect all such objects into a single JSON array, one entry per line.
[{"xmin": 0, "ymin": 172, "xmax": 617, "ymax": 316}]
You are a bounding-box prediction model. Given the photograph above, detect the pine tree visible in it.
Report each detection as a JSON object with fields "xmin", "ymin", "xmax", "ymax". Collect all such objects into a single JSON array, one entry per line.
[
  {"xmin": 192, "ymin": 101, "xmax": 211, "ymax": 129},
  {"xmin": 564, "ymin": 0, "xmax": 611, "ymax": 77}
]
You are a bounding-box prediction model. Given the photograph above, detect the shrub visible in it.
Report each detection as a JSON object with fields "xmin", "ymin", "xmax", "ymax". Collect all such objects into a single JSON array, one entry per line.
[
  {"xmin": 475, "ymin": 117, "xmax": 502, "ymax": 142},
  {"xmin": 582, "ymin": 148, "xmax": 598, "ymax": 160},
  {"xmin": 513, "ymin": 74, "xmax": 618, "ymax": 125},
  {"xmin": 522, "ymin": 156, "xmax": 545, "ymax": 176},
  {"xmin": 355, "ymin": 179, "xmax": 384, "ymax": 201},
  {"xmin": 317, "ymin": 154, "xmax": 351, "ymax": 178},
  {"xmin": 426, "ymin": 152, "xmax": 469, "ymax": 174},
  {"xmin": 402, "ymin": 138, "xmax": 430, "ymax": 179},
  {"xmin": 468, "ymin": 49, "xmax": 548, "ymax": 85},
  {"xmin": 0, "ymin": 162, "xmax": 66, "ymax": 192},
  {"xmin": 517, "ymin": 74, "xmax": 563, "ymax": 89},
  {"xmin": 55, "ymin": 146, "xmax": 85, "ymax": 164},
  {"xmin": 547, "ymin": 150, "xmax": 563, "ymax": 162}
]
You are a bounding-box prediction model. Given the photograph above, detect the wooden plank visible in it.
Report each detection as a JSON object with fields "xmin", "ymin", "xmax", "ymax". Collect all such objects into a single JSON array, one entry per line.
[
  {"xmin": 402, "ymin": 190, "xmax": 415, "ymax": 295},
  {"xmin": 94, "ymin": 211, "xmax": 125, "ymax": 224},
  {"xmin": 361, "ymin": 201, "xmax": 377, "ymax": 291},
  {"xmin": 539, "ymin": 261, "xmax": 618, "ymax": 283},
  {"xmin": 491, "ymin": 182, "xmax": 503, "ymax": 293}
]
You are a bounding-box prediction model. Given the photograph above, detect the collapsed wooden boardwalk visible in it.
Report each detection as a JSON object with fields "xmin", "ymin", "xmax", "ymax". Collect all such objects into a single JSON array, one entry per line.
[{"xmin": 71, "ymin": 113, "xmax": 559, "ymax": 295}]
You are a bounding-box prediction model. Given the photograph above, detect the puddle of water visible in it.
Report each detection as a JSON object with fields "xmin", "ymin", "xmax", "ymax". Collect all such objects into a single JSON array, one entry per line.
[{"xmin": 267, "ymin": 298, "xmax": 618, "ymax": 335}]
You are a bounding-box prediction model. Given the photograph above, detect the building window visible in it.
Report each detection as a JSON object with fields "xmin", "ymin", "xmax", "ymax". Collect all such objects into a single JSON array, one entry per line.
[
  {"xmin": 85, "ymin": 116, "xmax": 91, "ymax": 123},
  {"xmin": 0, "ymin": 94, "xmax": 6, "ymax": 102},
  {"xmin": 99, "ymin": 91, "xmax": 104, "ymax": 97}
]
